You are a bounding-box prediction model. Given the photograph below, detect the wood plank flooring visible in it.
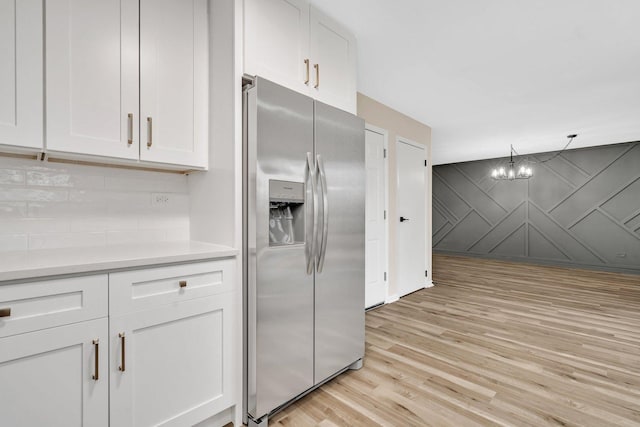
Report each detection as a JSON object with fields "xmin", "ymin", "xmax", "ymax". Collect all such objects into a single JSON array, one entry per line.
[{"xmin": 268, "ymin": 254, "xmax": 640, "ymax": 426}]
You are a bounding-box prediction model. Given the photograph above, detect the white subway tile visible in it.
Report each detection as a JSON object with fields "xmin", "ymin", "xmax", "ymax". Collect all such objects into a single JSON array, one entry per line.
[
  {"xmin": 0, "ymin": 187, "xmax": 68, "ymax": 202},
  {"xmin": 106, "ymin": 216, "xmax": 139, "ymax": 231},
  {"xmin": 28, "ymin": 201, "xmax": 108, "ymax": 218},
  {"xmin": 0, "ymin": 202, "xmax": 27, "ymax": 218},
  {"xmin": 28, "ymin": 231, "xmax": 107, "ymax": 250},
  {"xmin": 0, "ymin": 169, "xmax": 25, "ymax": 185},
  {"xmin": 26, "ymin": 171, "xmax": 105, "ymax": 189},
  {"xmin": 165, "ymin": 226, "xmax": 190, "ymax": 241},
  {"xmin": 0, "ymin": 234, "xmax": 28, "ymax": 251},
  {"xmin": 70, "ymin": 217, "xmax": 108, "ymax": 232},
  {"xmin": 106, "ymin": 229, "xmax": 166, "ymax": 245},
  {"xmin": 0, "ymin": 218, "xmax": 70, "ymax": 234}
]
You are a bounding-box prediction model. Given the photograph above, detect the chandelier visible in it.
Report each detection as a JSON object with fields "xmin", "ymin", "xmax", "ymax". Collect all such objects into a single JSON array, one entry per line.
[
  {"xmin": 491, "ymin": 144, "xmax": 532, "ymax": 180},
  {"xmin": 490, "ymin": 135, "xmax": 578, "ymax": 181}
]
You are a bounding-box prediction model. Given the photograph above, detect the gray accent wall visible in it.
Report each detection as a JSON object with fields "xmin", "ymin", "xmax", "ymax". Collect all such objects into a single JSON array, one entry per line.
[{"xmin": 433, "ymin": 141, "xmax": 640, "ymax": 273}]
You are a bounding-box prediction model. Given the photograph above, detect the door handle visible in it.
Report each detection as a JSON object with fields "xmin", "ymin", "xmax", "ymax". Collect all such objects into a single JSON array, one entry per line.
[
  {"xmin": 92, "ymin": 339, "xmax": 99, "ymax": 381},
  {"xmin": 400, "ymin": 216, "xmax": 410, "ymax": 222},
  {"xmin": 313, "ymin": 63, "xmax": 319, "ymax": 89},
  {"xmin": 146, "ymin": 117, "xmax": 153, "ymax": 147},
  {"xmin": 305, "ymin": 152, "xmax": 318, "ymax": 275},
  {"xmin": 118, "ymin": 333, "xmax": 126, "ymax": 372},
  {"xmin": 127, "ymin": 113, "xmax": 133, "ymax": 145},
  {"xmin": 304, "ymin": 59, "xmax": 310, "ymax": 85},
  {"xmin": 316, "ymin": 154, "xmax": 329, "ymax": 273}
]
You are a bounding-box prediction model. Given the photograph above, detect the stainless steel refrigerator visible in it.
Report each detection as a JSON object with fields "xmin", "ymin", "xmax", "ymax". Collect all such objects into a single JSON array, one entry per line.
[{"xmin": 243, "ymin": 77, "xmax": 365, "ymax": 426}]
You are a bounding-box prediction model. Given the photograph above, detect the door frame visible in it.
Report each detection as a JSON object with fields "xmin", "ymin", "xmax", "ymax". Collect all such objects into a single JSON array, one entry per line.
[
  {"xmin": 365, "ymin": 123, "xmax": 389, "ymax": 307},
  {"xmin": 395, "ymin": 136, "xmax": 429, "ymax": 297}
]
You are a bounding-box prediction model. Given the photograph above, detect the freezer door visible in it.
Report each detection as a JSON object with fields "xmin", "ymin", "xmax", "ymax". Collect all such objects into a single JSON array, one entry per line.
[
  {"xmin": 246, "ymin": 78, "xmax": 315, "ymax": 419},
  {"xmin": 313, "ymin": 101, "xmax": 366, "ymax": 383}
]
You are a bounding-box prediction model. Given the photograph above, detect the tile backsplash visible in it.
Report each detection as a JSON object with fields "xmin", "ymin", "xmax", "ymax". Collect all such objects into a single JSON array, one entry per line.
[{"xmin": 0, "ymin": 157, "xmax": 190, "ymax": 252}]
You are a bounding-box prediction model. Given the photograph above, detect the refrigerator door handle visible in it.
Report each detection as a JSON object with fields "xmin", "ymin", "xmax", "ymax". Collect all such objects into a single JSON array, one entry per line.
[
  {"xmin": 305, "ymin": 152, "xmax": 319, "ymax": 275},
  {"xmin": 316, "ymin": 154, "xmax": 329, "ymax": 273}
]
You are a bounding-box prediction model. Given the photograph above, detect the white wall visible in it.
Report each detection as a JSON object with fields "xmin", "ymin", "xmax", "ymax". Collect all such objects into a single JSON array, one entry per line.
[{"xmin": 0, "ymin": 156, "xmax": 190, "ymax": 252}]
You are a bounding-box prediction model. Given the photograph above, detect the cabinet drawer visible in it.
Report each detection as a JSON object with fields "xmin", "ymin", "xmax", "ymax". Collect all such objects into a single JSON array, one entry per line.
[
  {"xmin": 109, "ymin": 259, "xmax": 235, "ymax": 315},
  {"xmin": 0, "ymin": 275, "xmax": 108, "ymax": 338}
]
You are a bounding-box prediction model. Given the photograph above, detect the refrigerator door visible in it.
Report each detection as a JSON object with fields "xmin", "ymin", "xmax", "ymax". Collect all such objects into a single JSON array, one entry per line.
[
  {"xmin": 246, "ymin": 78, "xmax": 315, "ymax": 419},
  {"xmin": 313, "ymin": 101, "xmax": 366, "ymax": 383}
]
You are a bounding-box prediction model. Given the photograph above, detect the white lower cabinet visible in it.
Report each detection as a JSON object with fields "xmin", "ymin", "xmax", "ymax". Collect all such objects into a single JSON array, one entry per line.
[
  {"xmin": 110, "ymin": 293, "xmax": 234, "ymax": 426},
  {"xmin": 0, "ymin": 318, "xmax": 109, "ymax": 427},
  {"xmin": 0, "ymin": 258, "xmax": 236, "ymax": 426}
]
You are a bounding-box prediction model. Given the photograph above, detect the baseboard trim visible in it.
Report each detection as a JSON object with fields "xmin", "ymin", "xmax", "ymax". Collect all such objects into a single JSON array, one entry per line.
[{"xmin": 385, "ymin": 294, "xmax": 399, "ymax": 304}]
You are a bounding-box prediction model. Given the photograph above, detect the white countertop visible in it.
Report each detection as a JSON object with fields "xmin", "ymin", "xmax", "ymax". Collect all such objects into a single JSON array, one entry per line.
[{"xmin": 0, "ymin": 241, "xmax": 238, "ymax": 282}]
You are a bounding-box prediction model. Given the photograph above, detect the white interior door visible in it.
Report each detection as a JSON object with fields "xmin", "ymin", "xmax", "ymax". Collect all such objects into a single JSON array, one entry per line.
[
  {"xmin": 396, "ymin": 138, "xmax": 426, "ymax": 297},
  {"xmin": 365, "ymin": 127, "xmax": 387, "ymax": 308}
]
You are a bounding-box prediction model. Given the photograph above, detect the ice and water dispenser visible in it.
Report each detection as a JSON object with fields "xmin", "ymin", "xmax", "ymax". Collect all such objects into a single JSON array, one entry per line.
[{"xmin": 269, "ymin": 180, "xmax": 305, "ymax": 246}]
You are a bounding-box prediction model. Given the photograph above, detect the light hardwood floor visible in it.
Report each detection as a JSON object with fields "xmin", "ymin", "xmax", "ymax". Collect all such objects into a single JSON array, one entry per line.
[{"xmin": 268, "ymin": 254, "xmax": 640, "ymax": 426}]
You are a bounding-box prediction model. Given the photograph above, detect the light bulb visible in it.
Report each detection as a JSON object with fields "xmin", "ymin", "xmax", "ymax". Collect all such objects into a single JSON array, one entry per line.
[
  {"xmin": 499, "ymin": 167, "xmax": 505, "ymax": 176},
  {"xmin": 526, "ymin": 167, "xmax": 532, "ymax": 176},
  {"xmin": 519, "ymin": 166, "xmax": 525, "ymax": 174},
  {"xmin": 491, "ymin": 169, "xmax": 498, "ymax": 178}
]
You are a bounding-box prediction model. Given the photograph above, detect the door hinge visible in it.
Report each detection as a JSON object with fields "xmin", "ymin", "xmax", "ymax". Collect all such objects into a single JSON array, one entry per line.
[
  {"xmin": 424, "ymin": 160, "xmax": 427, "ymax": 167},
  {"xmin": 383, "ymin": 210, "xmax": 387, "ymax": 220},
  {"xmin": 384, "ymin": 272, "xmax": 387, "ymax": 281},
  {"xmin": 383, "ymin": 148, "xmax": 387, "ymax": 158},
  {"xmin": 425, "ymin": 270, "xmax": 428, "ymax": 277}
]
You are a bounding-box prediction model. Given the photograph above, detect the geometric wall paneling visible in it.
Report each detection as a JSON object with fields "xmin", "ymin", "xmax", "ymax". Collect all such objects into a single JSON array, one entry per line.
[
  {"xmin": 432, "ymin": 173, "xmax": 470, "ymax": 219},
  {"xmin": 468, "ymin": 202, "xmax": 526, "ymax": 253},
  {"xmin": 434, "ymin": 210, "xmax": 491, "ymax": 251},
  {"xmin": 490, "ymin": 223, "xmax": 526, "ymax": 257},
  {"xmin": 528, "ymin": 161, "xmax": 576, "ymax": 211},
  {"xmin": 549, "ymin": 143, "xmax": 640, "ymax": 228},
  {"xmin": 528, "ymin": 225, "xmax": 571, "ymax": 261},
  {"xmin": 433, "ymin": 141, "xmax": 640, "ymax": 273},
  {"xmin": 601, "ymin": 177, "xmax": 640, "ymax": 223},
  {"xmin": 436, "ymin": 166, "xmax": 506, "ymax": 224},
  {"xmin": 570, "ymin": 209, "xmax": 640, "ymax": 267}
]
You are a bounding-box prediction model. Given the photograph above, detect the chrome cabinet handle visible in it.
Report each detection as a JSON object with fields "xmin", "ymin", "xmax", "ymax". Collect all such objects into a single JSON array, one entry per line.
[
  {"xmin": 314, "ymin": 64, "xmax": 319, "ymax": 88},
  {"xmin": 118, "ymin": 333, "xmax": 126, "ymax": 372},
  {"xmin": 305, "ymin": 152, "xmax": 318, "ymax": 275},
  {"xmin": 304, "ymin": 59, "xmax": 310, "ymax": 85},
  {"xmin": 147, "ymin": 117, "xmax": 152, "ymax": 147},
  {"xmin": 0, "ymin": 307, "xmax": 10, "ymax": 317},
  {"xmin": 92, "ymin": 339, "xmax": 99, "ymax": 381},
  {"xmin": 127, "ymin": 113, "xmax": 133, "ymax": 145},
  {"xmin": 316, "ymin": 155, "xmax": 328, "ymax": 272}
]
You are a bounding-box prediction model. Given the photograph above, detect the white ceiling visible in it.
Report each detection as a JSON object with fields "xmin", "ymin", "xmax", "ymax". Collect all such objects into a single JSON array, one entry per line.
[{"xmin": 312, "ymin": 0, "xmax": 640, "ymax": 164}]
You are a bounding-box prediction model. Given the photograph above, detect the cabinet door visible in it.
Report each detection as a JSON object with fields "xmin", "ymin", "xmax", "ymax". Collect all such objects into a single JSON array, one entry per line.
[
  {"xmin": 139, "ymin": 0, "xmax": 209, "ymax": 169},
  {"xmin": 46, "ymin": 0, "xmax": 139, "ymax": 160},
  {"xmin": 0, "ymin": 0, "xmax": 42, "ymax": 150},
  {"xmin": 244, "ymin": 0, "xmax": 311, "ymax": 95},
  {"xmin": 309, "ymin": 6, "xmax": 357, "ymax": 114},
  {"xmin": 110, "ymin": 293, "xmax": 234, "ymax": 427},
  {"xmin": 0, "ymin": 318, "xmax": 108, "ymax": 427}
]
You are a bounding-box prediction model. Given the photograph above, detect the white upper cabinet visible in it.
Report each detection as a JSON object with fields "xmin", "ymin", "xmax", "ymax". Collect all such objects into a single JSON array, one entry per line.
[
  {"xmin": 46, "ymin": 0, "xmax": 140, "ymax": 160},
  {"xmin": 139, "ymin": 0, "xmax": 209, "ymax": 168},
  {"xmin": 244, "ymin": 0, "xmax": 310, "ymax": 95},
  {"xmin": 309, "ymin": 6, "xmax": 357, "ymax": 114},
  {"xmin": 0, "ymin": 0, "xmax": 43, "ymax": 150},
  {"xmin": 44, "ymin": 0, "xmax": 208, "ymax": 169},
  {"xmin": 243, "ymin": 0, "xmax": 357, "ymax": 113}
]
